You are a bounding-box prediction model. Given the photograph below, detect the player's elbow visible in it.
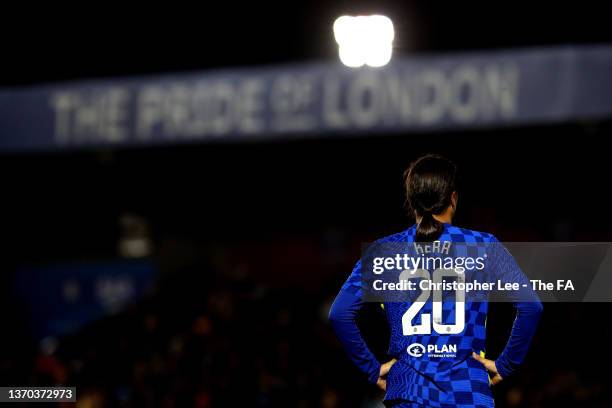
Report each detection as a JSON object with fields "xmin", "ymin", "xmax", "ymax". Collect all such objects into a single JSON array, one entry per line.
[
  {"xmin": 535, "ymin": 301, "xmax": 543, "ymax": 315},
  {"xmin": 523, "ymin": 300, "xmax": 543, "ymax": 318},
  {"xmin": 328, "ymin": 291, "xmax": 359, "ymax": 330},
  {"xmin": 328, "ymin": 302, "xmax": 345, "ymax": 325},
  {"xmin": 328, "ymin": 297, "xmax": 354, "ymax": 328},
  {"xmin": 531, "ymin": 300, "xmax": 544, "ymax": 316}
]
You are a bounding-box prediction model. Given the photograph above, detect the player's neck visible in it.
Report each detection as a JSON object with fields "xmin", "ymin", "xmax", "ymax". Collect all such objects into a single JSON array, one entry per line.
[
  {"xmin": 433, "ymin": 212, "xmax": 453, "ymax": 225},
  {"xmin": 416, "ymin": 208, "xmax": 453, "ymax": 225}
]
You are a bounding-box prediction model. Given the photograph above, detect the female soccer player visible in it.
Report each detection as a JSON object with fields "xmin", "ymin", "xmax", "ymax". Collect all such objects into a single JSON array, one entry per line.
[{"xmin": 329, "ymin": 154, "xmax": 542, "ymax": 407}]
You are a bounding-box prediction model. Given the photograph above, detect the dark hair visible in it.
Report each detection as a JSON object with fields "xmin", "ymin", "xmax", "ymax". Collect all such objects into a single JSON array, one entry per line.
[{"xmin": 405, "ymin": 154, "xmax": 457, "ymax": 242}]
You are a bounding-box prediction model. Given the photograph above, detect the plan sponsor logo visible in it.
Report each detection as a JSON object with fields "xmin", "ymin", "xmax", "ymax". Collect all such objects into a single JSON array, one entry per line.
[{"xmin": 407, "ymin": 343, "xmax": 457, "ymax": 358}]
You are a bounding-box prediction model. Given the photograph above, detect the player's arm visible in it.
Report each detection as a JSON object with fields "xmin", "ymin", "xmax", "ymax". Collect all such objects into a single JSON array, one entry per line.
[
  {"xmin": 329, "ymin": 259, "xmax": 385, "ymax": 386},
  {"xmin": 475, "ymin": 237, "xmax": 543, "ymax": 382}
]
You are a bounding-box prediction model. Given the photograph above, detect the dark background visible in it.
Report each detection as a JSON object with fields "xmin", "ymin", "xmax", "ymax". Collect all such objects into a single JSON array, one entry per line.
[
  {"xmin": 2, "ymin": 1, "xmax": 612, "ymax": 85},
  {"xmin": 1, "ymin": 1, "xmax": 611, "ymax": 407}
]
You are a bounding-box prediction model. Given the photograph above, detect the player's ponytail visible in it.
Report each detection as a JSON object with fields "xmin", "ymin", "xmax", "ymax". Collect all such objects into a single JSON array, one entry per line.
[
  {"xmin": 416, "ymin": 210, "xmax": 443, "ymax": 242},
  {"xmin": 405, "ymin": 154, "xmax": 457, "ymax": 242}
]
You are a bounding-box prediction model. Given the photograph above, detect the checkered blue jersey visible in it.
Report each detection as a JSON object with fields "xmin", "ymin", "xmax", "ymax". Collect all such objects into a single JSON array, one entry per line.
[{"xmin": 329, "ymin": 224, "xmax": 543, "ymax": 407}]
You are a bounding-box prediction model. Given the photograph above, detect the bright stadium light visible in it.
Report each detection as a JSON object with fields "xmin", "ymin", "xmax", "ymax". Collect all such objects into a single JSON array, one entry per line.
[{"xmin": 333, "ymin": 15, "xmax": 394, "ymax": 68}]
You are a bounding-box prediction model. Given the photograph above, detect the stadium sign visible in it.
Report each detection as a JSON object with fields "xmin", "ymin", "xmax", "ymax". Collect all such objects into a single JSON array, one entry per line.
[{"xmin": 1, "ymin": 45, "xmax": 611, "ymax": 152}]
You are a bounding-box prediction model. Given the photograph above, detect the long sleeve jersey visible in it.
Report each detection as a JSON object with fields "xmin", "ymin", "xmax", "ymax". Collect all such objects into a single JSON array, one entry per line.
[{"xmin": 329, "ymin": 224, "xmax": 542, "ymax": 407}]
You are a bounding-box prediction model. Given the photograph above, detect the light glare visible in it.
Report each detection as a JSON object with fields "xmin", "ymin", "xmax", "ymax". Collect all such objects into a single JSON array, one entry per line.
[{"xmin": 333, "ymin": 14, "xmax": 394, "ymax": 68}]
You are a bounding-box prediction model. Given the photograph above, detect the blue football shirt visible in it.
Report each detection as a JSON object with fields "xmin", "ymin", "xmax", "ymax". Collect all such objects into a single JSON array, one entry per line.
[{"xmin": 329, "ymin": 224, "xmax": 543, "ymax": 407}]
